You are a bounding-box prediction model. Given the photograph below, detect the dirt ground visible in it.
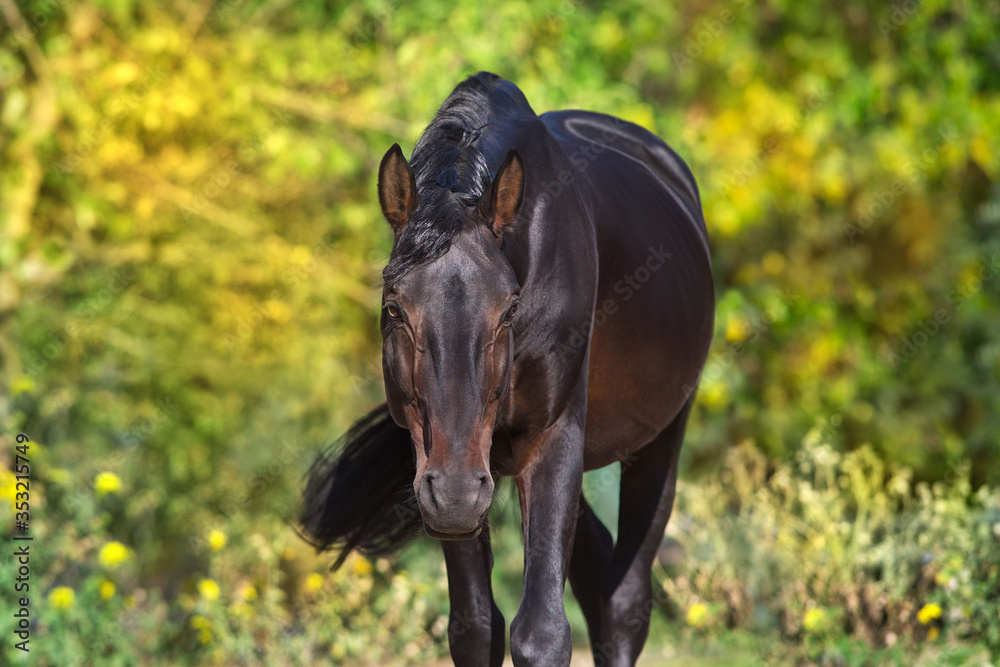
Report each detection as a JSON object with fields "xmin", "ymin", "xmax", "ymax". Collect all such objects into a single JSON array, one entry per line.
[{"xmin": 426, "ymin": 643, "xmax": 753, "ymax": 666}]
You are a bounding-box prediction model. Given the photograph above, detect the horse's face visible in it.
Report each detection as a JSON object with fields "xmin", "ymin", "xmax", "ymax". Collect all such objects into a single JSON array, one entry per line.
[
  {"xmin": 381, "ymin": 231, "xmax": 518, "ymax": 538},
  {"xmin": 376, "ymin": 144, "xmax": 524, "ymax": 539}
]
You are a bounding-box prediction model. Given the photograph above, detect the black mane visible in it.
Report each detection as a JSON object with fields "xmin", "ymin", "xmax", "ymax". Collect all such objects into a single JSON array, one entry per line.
[{"xmin": 382, "ymin": 72, "xmax": 531, "ymax": 285}]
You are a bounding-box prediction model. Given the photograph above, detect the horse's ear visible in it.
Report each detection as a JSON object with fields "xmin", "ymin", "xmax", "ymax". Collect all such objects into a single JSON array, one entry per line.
[
  {"xmin": 478, "ymin": 148, "xmax": 525, "ymax": 239},
  {"xmin": 378, "ymin": 143, "xmax": 418, "ymax": 236}
]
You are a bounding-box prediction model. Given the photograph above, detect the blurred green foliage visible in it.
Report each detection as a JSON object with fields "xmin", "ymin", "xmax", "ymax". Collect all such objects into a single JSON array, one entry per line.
[{"xmin": 1, "ymin": 0, "xmax": 999, "ymax": 664}]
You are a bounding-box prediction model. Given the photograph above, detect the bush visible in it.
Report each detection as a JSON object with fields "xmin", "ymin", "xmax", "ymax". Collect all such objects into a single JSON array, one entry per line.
[
  {"xmin": 0, "ymin": 462, "xmax": 451, "ymax": 665},
  {"xmin": 664, "ymin": 436, "xmax": 1000, "ymax": 662}
]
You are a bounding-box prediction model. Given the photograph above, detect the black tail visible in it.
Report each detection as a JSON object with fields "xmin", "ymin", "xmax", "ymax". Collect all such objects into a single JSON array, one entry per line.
[{"xmin": 298, "ymin": 403, "xmax": 422, "ymax": 567}]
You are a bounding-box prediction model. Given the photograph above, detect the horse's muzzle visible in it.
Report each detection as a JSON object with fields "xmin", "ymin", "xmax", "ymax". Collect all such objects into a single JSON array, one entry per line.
[{"xmin": 417, "ymin": 468, "xmax": 493, "ymax": 538}]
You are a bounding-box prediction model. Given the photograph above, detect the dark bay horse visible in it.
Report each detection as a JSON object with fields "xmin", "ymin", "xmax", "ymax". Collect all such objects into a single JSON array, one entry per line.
[{"xmin": 300, "ymin": 72, "xmax": 714, "ymax": 667}]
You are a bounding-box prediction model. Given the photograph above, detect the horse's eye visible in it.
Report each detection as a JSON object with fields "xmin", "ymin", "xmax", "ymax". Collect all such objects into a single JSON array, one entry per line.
[
  {"xmin": 503, "ymin": 303, "xmax": 518, "ymax": 323},
  {"xmin": 386, "ymin": 303, "xmax": 402, "ymax": 320}
]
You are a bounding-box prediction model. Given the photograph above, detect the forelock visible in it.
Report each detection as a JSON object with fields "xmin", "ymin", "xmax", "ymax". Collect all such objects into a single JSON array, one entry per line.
[{"xmin": 382, "ymin": 85, "xmax": 497, "ymax": 286}]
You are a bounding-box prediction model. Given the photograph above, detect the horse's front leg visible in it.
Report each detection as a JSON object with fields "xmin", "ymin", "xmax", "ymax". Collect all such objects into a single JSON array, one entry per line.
[
  {"xmin": 442, "ymin": 528, "xmax": 506, "ymax": 667},
  {"xmin": 510, "ymin": 411, "xmax": 585, "ymax": 667}
]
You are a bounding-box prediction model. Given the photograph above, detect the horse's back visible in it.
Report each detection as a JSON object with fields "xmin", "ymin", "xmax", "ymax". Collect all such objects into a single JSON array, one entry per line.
[
  {"xmin": 540, "ymin": 110, "xmax": 715, "ymax": 468},
  {"xmin": 540, "ymin": 110, "xmax": 709, "ymax": 253}
]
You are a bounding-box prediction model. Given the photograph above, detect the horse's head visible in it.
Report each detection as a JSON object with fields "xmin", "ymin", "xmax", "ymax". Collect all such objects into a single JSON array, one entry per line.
[{"xmin": 376, "ymin": 143, "xmax": 525, "ymax": 539}]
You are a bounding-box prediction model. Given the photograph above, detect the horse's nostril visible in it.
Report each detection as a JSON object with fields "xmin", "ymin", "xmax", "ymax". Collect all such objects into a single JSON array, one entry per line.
[{"xmin": 420, "ymin": 471, "xmax": 440, "ymax": 510}]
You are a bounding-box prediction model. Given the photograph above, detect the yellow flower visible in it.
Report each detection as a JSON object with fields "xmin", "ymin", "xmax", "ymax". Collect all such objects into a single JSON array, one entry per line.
[
  {"xmin": 240, "ymin": 585, "xmax": 257, "ymax": 602},
  {"xmin": 49, "ymin": 586, "xmax": 75, "ymax": 610},
  {"xmin": 700, "ymin": 380, "xmax": 729, "ymax": 409},
  {"xmin": 304, "ymin": 572, "xmax": 324, "ymax": 593},
  {"xmin": 11, "ymin": 376, "xmax": 34, "ymax": 395},
  {"xmin": 686, "ymin": 602, "xmax": 709, "ymax": 628},
  {"xmin": 927, "ymin": 627, "xmax": 939, "ymax": 641},
  {"xmin": 207, "ymin": 529, "xmax": 227, "ymax": 551},
  {"xmin": 803, "ymin": 608, "xmax": 826, "ymax": 632},
  {"xmin": 725, "ymin": 315, "xmax": 748, "ymax": 343},
  {"xmin": 95, "ymin": 472, "xmax": 123, "ymax": 496},
  {"xmin": 190, "ymin": 614, "xmax": 213, "ymax": 644},
  {"xmin": 917, "ymin": 602, "xmax": 943, "ymax": 625},
  {"xmin": 0, "ymin": 470, "xmax": 15, "ymax": 506},
  {"xmin": 99, "ymin": 580, "xmax": 116, "ymax": 600},
  {"xmin": 228, "ymin": 601, "xmax": 253, "ymax": 618},
  {"xmin": 99, "ymin": 541, "xmax": 131, "ymax": 568},
  {"xmin": 352, "ymin": 556, "xmax": 373, "ymax": 577},
  {"xmin": 198, "ymin": 579, "xmax": 221, "ymax": 602}
]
